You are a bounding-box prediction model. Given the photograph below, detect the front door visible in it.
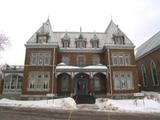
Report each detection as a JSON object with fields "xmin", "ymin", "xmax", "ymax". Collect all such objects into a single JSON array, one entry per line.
[{"xmin": 77, "ymin": 79, "xmax": 87, "ymax": 95}]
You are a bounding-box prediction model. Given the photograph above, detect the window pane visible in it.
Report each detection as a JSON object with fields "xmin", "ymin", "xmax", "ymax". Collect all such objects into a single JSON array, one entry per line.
[
  {"xmin": 113, "ymin": 73, "xmax": 121, "ymax": 89},
  {"xmin": 92, "ymin": 56, "xmax": 100, "ymax": 65},
  {"xmin": 31, "ymin": 52, "xmax": 50, "ymax": 65},
  {"xmin": 62, "ymin": 56, "xmax": 69, "ymax": 64},
  {"xmin": 94, "ymin": 76, "xmax": 101, "ymax": 91},
  {"xmin": 77, "ymin": 56, "xmax": 85, "ymax": 66},
  {"xmin": 126, "ymin": 73, "xmax": 133, "ymax": 89},
  {"xmin": 151, "ymin": 61, "xmax": 159, "ymax": 85},
  {"xmin": 28, "ymin": 72, "xmax": 50, "ymax": 91}
]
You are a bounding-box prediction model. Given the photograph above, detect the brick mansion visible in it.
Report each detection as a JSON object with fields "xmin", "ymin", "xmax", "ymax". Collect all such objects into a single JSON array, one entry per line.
[{"xmin": 0, "ymin": 19, "xmax": 139, "ymax": 99}]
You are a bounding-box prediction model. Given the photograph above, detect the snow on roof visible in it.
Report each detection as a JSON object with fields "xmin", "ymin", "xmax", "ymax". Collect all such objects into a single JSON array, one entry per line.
[
  {"xmin": 136, "ymin": 31, "xmax": 160, "ymax": 59},
  {"xmin": 26, "ymin": 19, "xmax": 134, "ymax": 48},
  {"xmin": 56, "ymin": 64, "xmax": 107, "ymax": 70},
  {"xmin": 56, "ymin": 65, "xmax": 80, "ymax": 69},
  {"xmin": 84, "ymin": 64, "xmax": 107, "ymax": 69}
]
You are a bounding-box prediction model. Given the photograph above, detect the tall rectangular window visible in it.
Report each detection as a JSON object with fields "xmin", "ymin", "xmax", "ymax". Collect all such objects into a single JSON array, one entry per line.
[
  {"xmin": 77, "ymin": 55, "xmax": 85, "ymax": 66},
  {"xmin": 92, "ymin": 56, "xmax": 100, "ymax": 65},
  {"xmin": 112, "ymin": 55, "xmax": 118, "ymax": 65},
  {"xmin": 113, "ymin": 73, "xmax": 121, "ymax": 89},
  {"xmin": 62, "ymin": 56, "xmax": 70, "ymax": 65},
  {"xmin": 125, "ymin": 54, "xmax": 130, "ymax": 65}
]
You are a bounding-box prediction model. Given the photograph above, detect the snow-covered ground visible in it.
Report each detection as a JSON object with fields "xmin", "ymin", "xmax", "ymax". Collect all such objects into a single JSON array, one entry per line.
[
  {"xmin": 96, "ymin": 98, "xmax": 160, "ymax": 113},
  {"xmin": 0, "ymin": 97, "xmax": 76, "ymax": 110},
  {"xmin": 0, "ymin": 92, "xmax": 160, "ymax": 113}
]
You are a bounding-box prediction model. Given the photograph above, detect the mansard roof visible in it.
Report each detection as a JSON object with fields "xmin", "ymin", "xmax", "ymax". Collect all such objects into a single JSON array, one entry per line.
[
  {"xmin": 26, "ymin": 19, "xmax": 134, "ymax": 48},
  {"xmin": 136, "ymin": 31, "xmax": 160, "ymax": 59}
]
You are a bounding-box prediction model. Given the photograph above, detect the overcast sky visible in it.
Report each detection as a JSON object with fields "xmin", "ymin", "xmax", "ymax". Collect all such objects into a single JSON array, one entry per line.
[{"xmin": 0, "ymin": 0, "xmax": 160, "ymax": 65}]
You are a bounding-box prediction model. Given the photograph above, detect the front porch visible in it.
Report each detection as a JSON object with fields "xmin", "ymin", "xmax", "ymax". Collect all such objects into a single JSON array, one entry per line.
[{"xmin": 55, "ymin": 63, "xmax": 108, "ymax": 97}]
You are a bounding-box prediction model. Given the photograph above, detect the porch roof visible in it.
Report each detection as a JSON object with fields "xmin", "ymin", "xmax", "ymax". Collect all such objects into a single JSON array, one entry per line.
[{"xmin": 56, "ymin": 63, "xmax": 107, "ymax": 72}]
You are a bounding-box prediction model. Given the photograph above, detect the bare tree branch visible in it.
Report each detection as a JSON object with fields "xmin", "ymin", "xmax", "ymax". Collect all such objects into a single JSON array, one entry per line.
[{"xmin": 0, "ymin": 32, "xmax": 9, "ymax": 50}]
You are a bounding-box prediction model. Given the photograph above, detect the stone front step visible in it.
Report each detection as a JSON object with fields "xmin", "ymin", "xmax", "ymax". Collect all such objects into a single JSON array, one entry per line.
[{"xmin": 73, "ymin": 95, "xmax": 96, "ymax": 104}]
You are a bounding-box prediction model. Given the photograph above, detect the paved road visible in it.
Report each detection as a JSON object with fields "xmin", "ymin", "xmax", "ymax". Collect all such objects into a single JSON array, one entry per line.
[{"xmin": 0, "ymin": 106, "xmax": 160, "ymax": 120}]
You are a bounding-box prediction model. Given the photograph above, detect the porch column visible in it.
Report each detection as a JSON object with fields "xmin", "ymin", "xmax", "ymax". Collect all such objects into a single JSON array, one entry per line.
[
  {"xmin": 53, "ymin": 71, "xmax": 57, "ymax": 95},
  {"xmin": 70, "ymin": 72, "xmax": 74, "ymax": 94},
  {"xmin": 89, "ymin": 72, "xmax": 93, "ymax": 92}
]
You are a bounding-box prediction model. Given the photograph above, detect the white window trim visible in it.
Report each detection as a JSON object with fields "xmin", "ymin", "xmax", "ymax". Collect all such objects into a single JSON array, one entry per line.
[
  {"xmin": 77, "ymin": 55, "xmax": 86, "ymax": 66},
  {"xmin": 113, "ymin": 71, "xmax": 134, "ymax": 90},
  {"xmin": 150, "ymin": 60, "xmax": 159, "ymax": 86},
  {"xmin": 62, "ymin": 56, "xmax": 70, "ymax": 65},
  {"xmin": 31, "ymin": 51, "xmax": 51, "ymax": 66},
  {"xmin": 28, "ymin": 72, "xmax": 50, "ymax": 91},
  {"xmin": 92, "ymin": 55, "xmax": 100, "ymax": 65},
  {"xmin": 141, "ymin": 64, "xmax": 148, "ymax": 87},
  {"xmin": 112, "ymin": 52, "xmax": 131, "ymax": 66}
]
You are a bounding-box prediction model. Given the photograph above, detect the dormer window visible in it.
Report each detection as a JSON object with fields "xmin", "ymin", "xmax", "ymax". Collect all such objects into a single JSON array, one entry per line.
[
  {"xmin": 37, "ymin": 36, "xmax": 47, "ymax": 43},
  {"xmin": 112, "ymin": 27, "xmax": 125, "ymax": 45},
  {"xmin": 112, "ymin": 35, "xmax": 125, "ymax": 45},
  {"xmin": 62, "ymin": 41, "xmax": 69, "ymax": 47},
  {"xmin": 75, "ymin": 27, "xmax": 87, "ymax": 48},
  {"xmin": 90, "ymin": 33, "xmax": 99, "ymax": 48},
  {"xmin": 36, "ymin": 34, "xmax": 49, "ymax": 43},
  {"xmin": 76, "ymin": 41, "xmax": 86, "ymax": 48},
  {"xmin": 61, "ymin": 32, "xmax": 70, "ymax": 48}
]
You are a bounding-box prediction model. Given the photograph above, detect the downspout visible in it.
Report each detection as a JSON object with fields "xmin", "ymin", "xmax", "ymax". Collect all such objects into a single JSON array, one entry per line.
[
  {"xmin": 108, "ymin": 47, "xmax": 113, "ymax": 97},
  {"xmin": 52, "ymin": 47, "xmax": 56, "ymax": 96}
]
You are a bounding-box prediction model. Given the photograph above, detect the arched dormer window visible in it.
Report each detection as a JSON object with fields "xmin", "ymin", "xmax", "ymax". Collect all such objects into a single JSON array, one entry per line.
[
  {"xmin": 112, "ymin": 27, "xmax": 125, "ymax": 45},
  {"xmin": 61, "ymin": 32, "xmax": 70, "ymax": 48},
  {"xmin": 75, "ymin": 28, "xmax": 87, "ymax": 48},
  {"xmin": 90, "ymin": 33, "xmax": 99, "ymax": 48},
  {"xmin": 36, "ymin": 34, "xmax": 49, "ymax": 43},
  {"xmin": 141, "ymin": 64, "xmax": 147, "ymax": 87},
  {"xmin": 150, "ymin": 60, "xmax": 159, "ymax": 86}
]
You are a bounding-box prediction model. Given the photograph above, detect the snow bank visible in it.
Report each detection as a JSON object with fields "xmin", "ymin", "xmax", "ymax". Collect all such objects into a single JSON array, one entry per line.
[
  {"xmin": 112, "ymin": 98, "xmax": 160, "ymax": 113},
  {"xmin": 142, "ymin": 91, "xmax": 160, "ymax": 102},
  {"xmin": 95, "ymin": 98, "xmax": 117, "ymax": 110},
  {"xmin": 96, "ymin": 97, "xmax": 160, "ymax": 113},
  {"xmin": 0, "ymin": 97, "xmax": 76, "ymax": 110}
]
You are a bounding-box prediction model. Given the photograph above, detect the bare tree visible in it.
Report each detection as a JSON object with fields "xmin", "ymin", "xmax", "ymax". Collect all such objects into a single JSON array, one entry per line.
[{"xmin": 0, "ymin": 32, "xmax": 9, "ymax": 50}]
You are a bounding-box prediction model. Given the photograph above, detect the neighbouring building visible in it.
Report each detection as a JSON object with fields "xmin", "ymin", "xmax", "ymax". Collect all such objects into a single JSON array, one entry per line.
[
  {"xmin": 1, "ymin": 19, "xmax": 139, "ymax": 100},
  {"xmin": 0, "ymin": 68, "xmax": 3, "ymax": 94},
  {"xmin": 0, "ymin": 65, "xmax": 23, "ymax": 99},
  {"xmin": 136, "ymin": 31, "xmax": 160, "ymax": 92}
]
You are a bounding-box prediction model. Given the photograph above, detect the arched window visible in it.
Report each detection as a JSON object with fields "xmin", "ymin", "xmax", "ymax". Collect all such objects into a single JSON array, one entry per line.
[
  {"xmin": 58, "ymin": 73, "xmax": 70, "ymax": 92},
  {"xmin": 150, "ymin": 60, "xmax": 159, "ymax": 85},
  {"xmin": 93, "ymin": 73, "xmax": 106, "ymax": 92},
  {"xmin": 141, "ymin": 64, "xmax": 147, "ymax": 87}
]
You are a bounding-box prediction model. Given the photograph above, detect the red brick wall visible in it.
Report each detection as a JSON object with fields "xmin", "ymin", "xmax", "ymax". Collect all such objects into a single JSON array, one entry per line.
[
  {"xmin": 136, "ymin": 48, "xmax": 160, "ymax": 91},
  {"xmin": 23, "ymin": 48, "xmax": 57, "ymax": 95},
  {"xmin": 104, "ymin": 48, "xmax": 139, "ymax": 94},
  {"xmin": 57, "ymin": 52, "xmax": 105, "ymax": 65},
  {"xmin": 0, "ymin": 79, "xmax": 4, "ymax": 94},
  {"xmin": 23, "ymin": 47, "xmax": 139, "ymax": 95}
]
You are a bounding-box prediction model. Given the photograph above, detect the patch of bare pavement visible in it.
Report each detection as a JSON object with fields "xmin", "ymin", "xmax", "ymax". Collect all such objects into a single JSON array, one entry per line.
[{"xmin": 0, "ymin": 106, "xmax": 160, "ymax": 120}]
